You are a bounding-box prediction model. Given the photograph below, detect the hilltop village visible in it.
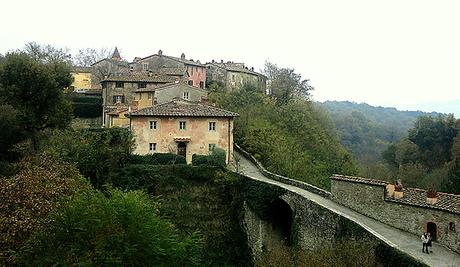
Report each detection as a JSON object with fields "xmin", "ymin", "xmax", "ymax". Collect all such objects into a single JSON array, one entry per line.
[{"xmin": 71, "ymin": 48, "xmax": 266, "ymax": 163}]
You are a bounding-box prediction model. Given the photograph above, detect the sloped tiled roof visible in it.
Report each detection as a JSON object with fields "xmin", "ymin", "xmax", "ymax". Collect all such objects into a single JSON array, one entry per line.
[
  {"xmin": 102, "ymin": 73, "xmax": 177, "ymax": 83},
  {"xmin": 133, "ymin": 82, "xmax": 207, "ymax": 93},
  {"xmin": 388, "ymin": 188, "xmax": 460, "ymax": 215},
  {"xmin": 129, "ymin": 100, "xmax": 239, "ymax": 118},
  {"xmin": 331, "ymin": 174, "xmax": 388, "ymax": 186},
  {"xmin": 207, "ymin": 62, "xmax": 266, "ymax": 77},
  {"xmin": 136, "ymin": 53, "xmax": 206, "ymax": 67},
  {"xmin": 331, "ymin": 174, "xmax": 460, "ymax": 214},
  {"xmin": 72, "ymin": 66, "xmax": 92, "ymax": 73}
]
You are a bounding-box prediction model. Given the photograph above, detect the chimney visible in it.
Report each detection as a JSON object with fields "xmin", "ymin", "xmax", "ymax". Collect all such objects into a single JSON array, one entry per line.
[
  {"xmin": 197, "ymin": 60, "xmax": 200, "ymax": 64},
  {"xmin": 221, "ymin": 59, "xmax": 224, "ymax": 63},
  {"xmin": 251, "ymin": 67, "xmax": 254, "ymax": 71},
  {"xmin": 212, "ymin": 59, "xmax": 215, "ymax": 63},
  {"xmin": 394, "ymin": 180, "xmax": 403, "ymax": 199},
  {"xmin": 158, "ymin": 49, "xmax": 163, "ymax": 56},
  {"xmin": 426, "ymin": 190, "xmax": 438, "ymax": 205},
  {"xmin": 181, "ymin": 53, "xmax": 185, "ymax": 60}
]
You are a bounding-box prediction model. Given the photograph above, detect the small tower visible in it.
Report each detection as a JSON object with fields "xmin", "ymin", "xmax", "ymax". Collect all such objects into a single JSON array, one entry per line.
[{"xmin": 111, "ymin": 47, "xmax": 121, "ymax": 61}]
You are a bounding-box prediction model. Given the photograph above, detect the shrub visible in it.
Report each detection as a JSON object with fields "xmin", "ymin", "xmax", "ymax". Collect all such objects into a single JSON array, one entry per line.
[
  {"xmin": 18, "ymin": 189, "xmax": 203, "ymax": 266},
  {"xmin": 192, "ymin": 148, "xmax": 226, "ymax": 167},
  {"xmin": 67, "ymin": 93, "xmax": 102, "ymax": 118},
  {"xmin": 0, "ymin": 156, "xmax": 89, "ymax": 266},
  {"xmin": 129, "ymin": 153, "xmax": 186, "ymax": 165},
  {"xmin": 39, "ymin": 127, "xmax": 134, "ymax": 188}
]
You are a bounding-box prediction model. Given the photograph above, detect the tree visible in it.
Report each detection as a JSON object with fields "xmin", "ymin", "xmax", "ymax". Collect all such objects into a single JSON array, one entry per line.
[
  {"xmin": 22, "ymin": 42, "xmax": 72, "ymax": 64},
  {"xmin": 18, "ymin": 189, "xmax": 202, "ymax": 266},
  {"xmin": 408, "ymin": 115, "xmax": 459, "ymax": 168},
  {"xmin": 73, "ymin": 47, "xmax": 112, "ymax": 67},
  {"xmin": 0, "ymin": 52, "xmax": 73, "ymax": 148},
  {"xmin": 0, "ymin": 105, "xmax": 23, "ymax": 160},
  {"xmin": 0, "ymin": 155, "xmax": 89, "ymax": 266},
  {"xmin": 264, "ymin": 61, "xmax": 313, "ymax": 105}
]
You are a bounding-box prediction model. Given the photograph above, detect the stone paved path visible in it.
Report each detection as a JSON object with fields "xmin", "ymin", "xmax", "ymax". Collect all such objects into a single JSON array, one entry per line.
[{"xmin": 234, "ymin": 152, "xmax": 460, "ymax": 267}]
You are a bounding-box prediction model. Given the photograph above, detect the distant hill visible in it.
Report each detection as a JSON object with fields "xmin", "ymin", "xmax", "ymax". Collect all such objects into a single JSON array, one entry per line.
[{"xmin": 316, "ymin": 101, "xmax": 443, "ymax": 164}]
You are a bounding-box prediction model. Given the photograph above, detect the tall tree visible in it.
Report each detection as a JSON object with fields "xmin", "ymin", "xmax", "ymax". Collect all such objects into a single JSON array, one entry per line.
[
  {"xmin": 22, "ymin": 42, "xmax": 72, "ymax": 64},
  {"xmin": 0, "ymin": 52, "xmax": 73, "ymax": 149},
  {"xmin": 264, "ymin": 61, "xmax": 313, "ymax": 105},
  {"xmin": 73, "ymin": 47, "xmax": 112, "ymax": 67}
]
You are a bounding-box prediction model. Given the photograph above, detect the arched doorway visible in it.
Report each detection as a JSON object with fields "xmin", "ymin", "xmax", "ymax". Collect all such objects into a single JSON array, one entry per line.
[
  {"xmin": 268, "ymin": 198, "xmax": 293, "ymax": 245},
  {"xmin": 177, "ymin": 142, "xmax": 187, "ymax": 158},
  {"xmin": 427, "ymin": 222, "xmax": 437, "ymax": 241}
]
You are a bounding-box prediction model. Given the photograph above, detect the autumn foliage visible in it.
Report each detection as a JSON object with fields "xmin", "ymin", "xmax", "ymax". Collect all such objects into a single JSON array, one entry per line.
[{"xmin": 0, "ymin": 155, "xmax": 89, "ymax": 265}]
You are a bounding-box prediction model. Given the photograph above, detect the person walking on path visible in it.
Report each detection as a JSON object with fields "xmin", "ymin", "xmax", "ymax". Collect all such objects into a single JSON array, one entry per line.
[
  {"xmin": 427, "ymin": 232, "xmax": 433, "ymax": 253},
  {"xmin": 421, "ymin": 232, "xmax": 429, "ymax": 254}
]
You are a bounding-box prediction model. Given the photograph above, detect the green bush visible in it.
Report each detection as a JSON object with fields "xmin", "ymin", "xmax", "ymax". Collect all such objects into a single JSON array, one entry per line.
[
  {"xmin": 38, "ymin": 127, "xmax": 134, "ymax": 188},
  {"xmin": 129, "ymin": 153, "xmax": 186, "ymax": 165},
  {"xmin": 192, "ymin": 148, "xmax": 226, "ymax": 167},
  {"xmin": 18, "ymin": 189, "xmax": 203, "ymax": 267},
  {"xmin": 67, "ymin": 94, "xmax": 102, "ymax": 118}
]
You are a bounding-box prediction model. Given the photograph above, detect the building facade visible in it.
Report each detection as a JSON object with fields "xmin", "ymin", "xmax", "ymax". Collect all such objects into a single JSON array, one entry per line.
[
  {"xmin": 128, "ymin": 100, "xmax": 238, "ymax": 164},
  {"xmin": 206, "ymin": 61, "xmax": 267, "ymax": 91},
  {"xmin": 129, "ymin": 50, "xmax": 206, "ymax": 89},
  {"xmin": 70, "ymin": 66, "xmax": 92, "ymax": 91}
]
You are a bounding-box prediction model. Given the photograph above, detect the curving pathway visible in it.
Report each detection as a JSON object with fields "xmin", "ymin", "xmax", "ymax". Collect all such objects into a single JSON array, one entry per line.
[{"xmin": 233, "ymin": 152, "xmax": 460, "ymax": 267}]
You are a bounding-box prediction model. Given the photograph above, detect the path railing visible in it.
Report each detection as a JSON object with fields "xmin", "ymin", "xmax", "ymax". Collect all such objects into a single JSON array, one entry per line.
[{"xmin": 234, "ymin": 144, "xmax": 332, "ymax": 199}]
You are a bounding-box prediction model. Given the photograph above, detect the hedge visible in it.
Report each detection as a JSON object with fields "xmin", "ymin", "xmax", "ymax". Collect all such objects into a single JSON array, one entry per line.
[
  {"xmin": 129, "ymin": 153, "xmax": 186, "ymax": 165},
  {"xmin": 67, "ymin": 94, "xmax": 102, "ymax": 118},
  {"xmin": 192, "ymin": 148, "xmax": 226, "ymax": 167}
]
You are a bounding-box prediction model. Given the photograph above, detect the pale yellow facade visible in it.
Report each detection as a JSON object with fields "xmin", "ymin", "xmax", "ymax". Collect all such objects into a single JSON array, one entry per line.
[
  {"xmin": 107, "ymin": 111, "xmax": 130, "ymax": 128},
  {"xmin": 71, "ymin": 72, "xmax": 92, "ymax": 90},
  {"xmin": 131, "ymin": 116, "xmax": 234, "ymax": 164}
]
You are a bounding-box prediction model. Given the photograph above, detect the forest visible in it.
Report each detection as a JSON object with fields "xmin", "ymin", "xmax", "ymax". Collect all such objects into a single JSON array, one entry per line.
[{"xmin": 320, "ymin": 101, "xmax": 460, "ymax": 194}]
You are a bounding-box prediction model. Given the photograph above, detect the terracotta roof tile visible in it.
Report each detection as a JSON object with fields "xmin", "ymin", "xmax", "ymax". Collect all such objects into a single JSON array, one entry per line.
[
  {"xmin": 102, "ymin": 73, "xmax": 177, "ymax": 83},
  {"xmin": 129, "ymin": 100, "xmax": 239, "ymax": 118}
]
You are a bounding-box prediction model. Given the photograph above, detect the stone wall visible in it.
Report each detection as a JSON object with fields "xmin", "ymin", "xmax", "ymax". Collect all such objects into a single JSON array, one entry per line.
[{"xmin": 331, "ymin": 179, "xmax": 460, "ymax": 253}]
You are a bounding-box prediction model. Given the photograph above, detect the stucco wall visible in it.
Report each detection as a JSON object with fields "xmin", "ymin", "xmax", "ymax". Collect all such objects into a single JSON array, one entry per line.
[
  {"xmin": 155, "ymin": 85, "xmax": 207, "ymax": 104},
  {"xmin": 71, "ymin": 72, "xmax": 92, "ymax": 90},
  {"xmin": 331, "ymin": 179, "xmax": 460, "ymax": 253},
  {"xmin": 131, "ymin": 116, "xmax": 234, "ymax": 164}
]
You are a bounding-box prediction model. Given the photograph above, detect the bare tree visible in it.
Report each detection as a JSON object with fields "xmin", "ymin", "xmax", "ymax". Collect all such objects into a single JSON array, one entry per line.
[
  {"xmin": 73, "ymin": 47, "xmax": 112, "ymax": 67},
  {"xmin": 22, "ymin": 42, "xmax": 72, "ymax": 64}
]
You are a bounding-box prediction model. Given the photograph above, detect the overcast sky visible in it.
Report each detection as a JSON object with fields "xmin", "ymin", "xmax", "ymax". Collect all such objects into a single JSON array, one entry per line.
[{"xmin": 1, "ymin": 0, "xmax": 459, "ymax": 115}]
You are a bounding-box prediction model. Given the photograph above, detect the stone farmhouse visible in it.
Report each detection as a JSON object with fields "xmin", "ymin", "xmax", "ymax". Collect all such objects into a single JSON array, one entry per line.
[
  {"xmin": 128, "ymin": 99, "xmax": 238, "ymax": 164},
  {"xmin": 206, "ymin": 60, "xmax": 267, "ymax": 92},
  {"xmin": 331, "ymin": 174, "xmax": 460, "ymax": 253},
  {"xmin": 69, "ymin": 66, "xmax": 92, "ymax": 91}
]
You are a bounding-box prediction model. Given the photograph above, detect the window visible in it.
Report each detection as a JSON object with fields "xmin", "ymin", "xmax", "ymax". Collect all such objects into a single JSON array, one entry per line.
[
  {"xmin": 129, "ymin": 65, "xmax": 134, "ymax": 71},
  {"xmin": 142, "ymin": 63, "xmax": 149, "ymax": 71},
  {"xmin": 138, "ymin": 82, "xmax": 147, "ymax": 89},
  {"xmin": 209, "ymin": 144, "xmax": 216, "ymax": 152},
  {"xmin": 179, "ymin": 121, "xmax": 186, "ymax": 130},
  {"xmin": 209, "ymin": 122, "xmax": 216, "ymax": 131},
  {"xmin": 149, "ymin": 120, "xmax": 157, "ymax": 130},
  {"xmin": 195, "ymin": 67, "xmax": 198, "ymax": 73},
  {"xmin": 149, "ymin": 143, "xmax": 156, "ymax": 152},
  {"xmin": 138, "ymin": 93, "xmax": 142, "ymax": 100},
  {"xmin": 183, "ymin": 91, "xmax": 189, "ymax": 100},
  {"xmin": 449, "ymin": 222, "xmax": 456, "ymax": 232},
  {"xmin": 113, "ymin": 95, "xmax": 124, "ymax": 104},
  {"xmin": 188, "ymin": 80, "xmax": 193, "ymax": 86},
  {"xmin": 148, "ymin": 92, "xmax": 153, "ymax": 99},
  {"xmin": 102, "ymin": 82, "xmax": 107, "ymax": 89},
  {"xmin": 115, "ymin": 81, "xmax": 124, "ymax": 88},
  {"xmin": 200, "ymin": 81, "xmax": 204, "ymax": 89}
]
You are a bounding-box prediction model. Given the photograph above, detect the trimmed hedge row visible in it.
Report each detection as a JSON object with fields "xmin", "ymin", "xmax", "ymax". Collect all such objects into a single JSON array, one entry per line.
[
  {"xmin": 129, "ymin": 153, "xmax": 186, "ymax": 165},
  {"xmin": 67, "ymin": 94, "xmax": 102, "ymax": 118},
  {"xmin": 192, "ymin": 148, "xmax": 226, "ymax": 167}
]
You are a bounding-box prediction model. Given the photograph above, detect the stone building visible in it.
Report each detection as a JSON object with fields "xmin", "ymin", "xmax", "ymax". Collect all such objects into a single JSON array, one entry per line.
[
  {"xmin": 91, "ymin": 47, "xmax": 130, "ymax": 89},
  {"xmin": 129, "ymin": 50, "xmax": 206, "ymax": 89},
  {"xmin": 206, "ymin": 61, "xmax": 267, "ymax": 91},
  {"xmin": 128, "ymin": 99, "xmax": 238, "ymax": 164},
  {"xmin": 331, "ymin": 174, "xmax": 460, "ymax": 253},
  {"xmin": 134, "ymin": 82, "xmax": 208, "ymax": 109}
]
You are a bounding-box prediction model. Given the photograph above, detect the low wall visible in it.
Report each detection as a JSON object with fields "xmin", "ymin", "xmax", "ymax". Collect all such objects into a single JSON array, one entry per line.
[
  {"xmin": 235, "ymin": 144, "xmax": 331, "ymax": 199},
  {"xmin": 331, "ymin": 178, "xmax": 460, "ymax": 254}
]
